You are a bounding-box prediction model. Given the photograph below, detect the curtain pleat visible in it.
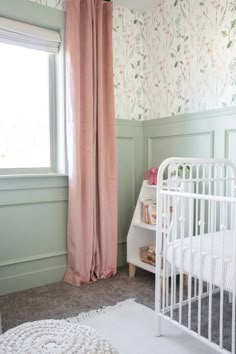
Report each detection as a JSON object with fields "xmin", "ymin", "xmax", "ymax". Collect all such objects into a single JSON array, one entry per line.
[{"xmin": 64, "ymin": 0, "xmax": 117, "ymax": 286}]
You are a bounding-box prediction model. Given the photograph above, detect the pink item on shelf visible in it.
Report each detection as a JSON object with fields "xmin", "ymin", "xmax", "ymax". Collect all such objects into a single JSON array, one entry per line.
[{"xmin": 144, "ymin": 167, "xmax": 158, "ymax": 185}]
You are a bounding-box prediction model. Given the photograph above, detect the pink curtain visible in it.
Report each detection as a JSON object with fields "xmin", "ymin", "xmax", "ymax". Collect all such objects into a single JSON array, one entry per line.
[{"xmin": 64, "ymin": 0, "xmax": 117, "ymax": 286}]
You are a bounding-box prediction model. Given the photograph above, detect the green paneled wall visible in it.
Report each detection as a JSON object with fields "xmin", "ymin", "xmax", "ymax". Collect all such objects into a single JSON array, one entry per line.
[
  {"xmin": 0, "ymin": 176, "xmax": 68, "ymax": 295},
  {"xmin": 116, "ymin": 120, "xmax": 143, "ymax": 266},
  {"xmin": 0, "ymin": 119, "xmax": 143, "ymax": 295},
  {"xmin": 1, "ymin": 109, "xmax": 236, "ymax": 295},
  {"xmin": 1, "ymin": 0, "xmax": 236, "ymax": 294},
  {"xmin": 143, "ymin": 108, "xmax": 236, "ymax": 172},
  {"xmin": 0, "ymin": 0, "xmax": 66, "ymax": 295}
]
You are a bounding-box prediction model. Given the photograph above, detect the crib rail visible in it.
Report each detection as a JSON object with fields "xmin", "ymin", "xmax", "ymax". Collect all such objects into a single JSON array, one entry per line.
[{"xmin": 155, "ymin": 158, "xmax": 236, "ymax": 354}]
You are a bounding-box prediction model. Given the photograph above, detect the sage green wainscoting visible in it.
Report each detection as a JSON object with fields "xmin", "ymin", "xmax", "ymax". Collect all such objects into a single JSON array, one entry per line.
[
  {"xmin": 0, "ymin": 0, "xmax": 66, "ymax": 295},
  {"xmin": 0, "ymin": 121, "xmax": 143, "ymax": 295},
  {"xmin": 117, "ymin": 108, "xmax": 236, "ymax": 271},
  {"xmin": 0, "ymin": 176, "xmax": 68, "ymax": 295},
  {"xmin": 143, "ymin": 108, "xmax": 236, "ymax": 172},
  {"xmin": 1, "ymin": 109, "xmax": 236, "ymax": 295},
  {"xmin": 116, "ymin": 120, "xmax": 144, "ymax": 266}
]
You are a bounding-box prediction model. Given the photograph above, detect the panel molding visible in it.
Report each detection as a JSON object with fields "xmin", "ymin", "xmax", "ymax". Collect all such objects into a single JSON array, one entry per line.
[
  {"xmin": 0, "ymin": 250, "xmax": 67, "ymax": 267},
  {"xmin": 0, "ymin": 175, "xmax": 68, "ymax": 192},
  {"xmin": 147, "ymin": 131, "xmax": 215, "ymax": 168},
  {"xmin": 0, "ymin": 185, "xmax": 68, "ymax": 192},
  {"xmin": 224, "ymin": 129, "xmax": 236, "ymax": 159},
  {"xmin": 0, "ymin": 199, "xmax": 68, "ymax": 208},
  {"xmin": 116, "ymin": 119, "xmax": 143, "ymax": 128},
  {"xmin": 0, "ymin": 264, "xmax": 66, "ymax": 296},
  {"xmin": 143, "ymin": 106, "xmax": 236, "ymax": 127},
  {"xmin": 0, "ymin": 198, "xmax": 68, "ymax": 208},
  {"xmin": 116, "ymin": 134, "xmax": 137, "ymax": 264},
  {"xmin": 116, "ymin": 136, "xmax": 136, "ymax": 211},
  {"xmin": 5, "ymin": 113, "xmax": 236, "ymax": 293},
  {"xmin": 0, "ymin": 188, "xmax": 68, "ymax": 207}
]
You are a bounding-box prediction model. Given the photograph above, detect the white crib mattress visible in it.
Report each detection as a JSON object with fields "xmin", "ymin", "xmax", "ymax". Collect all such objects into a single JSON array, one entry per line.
[{"xmin": 166, "ymin": 230, "xmax": 236, "ymax": 292}]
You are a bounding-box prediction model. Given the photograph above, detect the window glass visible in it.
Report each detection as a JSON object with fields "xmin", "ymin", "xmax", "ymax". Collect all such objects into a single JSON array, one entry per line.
[{"xmin": 0, "ymin": 42, "xmax": 51, "ymax": 170}]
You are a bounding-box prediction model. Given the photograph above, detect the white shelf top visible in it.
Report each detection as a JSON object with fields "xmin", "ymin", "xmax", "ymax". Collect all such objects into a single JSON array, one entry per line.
[
  {"xmin": 143, "ymin": 180, "xmax": 181, "ymax": 191},
  {"xmin": 133, "ymin": 221, "xmax": 156, "ymax": 231},
  {"xmin": 143, "ymin": 181, "xmax": 156, "ymax": 189}
]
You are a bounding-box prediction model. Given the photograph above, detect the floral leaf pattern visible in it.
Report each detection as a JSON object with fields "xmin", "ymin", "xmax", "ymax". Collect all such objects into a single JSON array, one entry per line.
[
  {"xmin": 112, "ymin": 6, "xmax": 146, "ymax": 120},
  {"xmin": 114, "ymin": 1, "xmax": 236, "ymax": 120},
  {"xmin": 29, "ymin": 0, "xmax": 236, "ymax": 120}
]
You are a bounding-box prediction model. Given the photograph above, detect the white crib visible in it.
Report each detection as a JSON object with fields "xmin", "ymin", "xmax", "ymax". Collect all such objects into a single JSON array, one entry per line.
[{"xmin": 155, "ymin": 158, "xmax": 236, "ymax": 354}]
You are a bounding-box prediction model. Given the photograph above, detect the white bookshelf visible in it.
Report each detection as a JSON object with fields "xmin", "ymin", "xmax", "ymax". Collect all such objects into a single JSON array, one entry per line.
[
  {"xmin": 127, "ymin": 179, "xmax": 192, "ymax": 277},
  {"xmin": 127, "ymin": 180, "xmax": 157, "ymax": 277}
]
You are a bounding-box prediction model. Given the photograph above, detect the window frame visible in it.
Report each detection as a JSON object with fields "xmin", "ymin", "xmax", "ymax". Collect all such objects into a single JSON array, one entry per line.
[{"xmin": 0, "ymin": 47, "xmax": 59, "ymax": 176}]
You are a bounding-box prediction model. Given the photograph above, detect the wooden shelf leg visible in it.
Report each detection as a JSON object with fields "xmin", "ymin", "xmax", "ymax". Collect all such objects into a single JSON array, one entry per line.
[{"xmin": 129, "ymin": 263, "xmax": 136, "ymax": 278}]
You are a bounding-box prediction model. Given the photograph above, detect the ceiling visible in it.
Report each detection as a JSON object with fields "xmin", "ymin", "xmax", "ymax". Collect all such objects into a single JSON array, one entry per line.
[{"xmin": 113, "ymin": 0, "xmax": 158, "ymax": 10}]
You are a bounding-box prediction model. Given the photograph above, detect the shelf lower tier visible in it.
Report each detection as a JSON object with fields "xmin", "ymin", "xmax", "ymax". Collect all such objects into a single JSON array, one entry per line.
[
  {"xmin": 128, "ymin": 257, "xmax": 156, "ymax": 274},
  {"xmin": 128, "ymin": 257, "xmax": 171, "ymax": 277}
]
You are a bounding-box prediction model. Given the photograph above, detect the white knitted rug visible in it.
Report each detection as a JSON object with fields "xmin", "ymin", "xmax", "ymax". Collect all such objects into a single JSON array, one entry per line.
[
  {"xmin": 0, "ymin": 299, "xmax": 217, "ymax": 354},
  {"xmin": 0, "ymin": 320, "xmax": 118, "ymax": 354}
]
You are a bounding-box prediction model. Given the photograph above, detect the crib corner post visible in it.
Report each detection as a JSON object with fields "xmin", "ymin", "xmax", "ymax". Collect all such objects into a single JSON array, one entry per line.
[
  {"xmin": 154, "ymin": 292, "xmax": 161, "ymax": 337},
  {"xmin": 154, "ymin": 258, "xmax": 162, "ymax": 337}
]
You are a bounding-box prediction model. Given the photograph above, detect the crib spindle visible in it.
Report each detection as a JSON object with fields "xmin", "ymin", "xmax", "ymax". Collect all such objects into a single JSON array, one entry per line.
[
  {"xmin": 219, "ymin": 202, "xmax": 226, "ymax": 349},
  {"xmin": 188, "ymin": 195, "xmax": 193, "ymax": 330},
  {"xmin": 162, "ymin": 195, "xmax": 167, "ymax": 314},
  {"xmin": 232, "ymin": 203, "xmax": 236, "ymax": 353},
  {"xmin": 179, "ymin": 196, "xmax": 185, "ymax": 325},
  {"xmin": 197, "ymin": 199, "xmax": 204, "ymax": 336},
  {"xmin": 208, "ymin": 200, "xmax": 215, "ymax": 342}
]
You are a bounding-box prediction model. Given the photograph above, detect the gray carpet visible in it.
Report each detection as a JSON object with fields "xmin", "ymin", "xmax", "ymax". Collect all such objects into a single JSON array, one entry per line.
[
  {"xmin": 0, "ymin": 267, "xmax": 234, "ymax": 352},
  {"xmin": 172, "ymin": 291, "xmax": 235, "ymax": 352},
  {"xmin": 0, "ymin": 267, "xmax": 155, "ymax": 333}
]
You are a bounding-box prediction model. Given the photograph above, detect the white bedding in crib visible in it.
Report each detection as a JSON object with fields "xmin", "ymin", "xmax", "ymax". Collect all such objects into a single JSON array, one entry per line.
[{"xmin": 166, "ymin": 230, "xmax": 236, "ymax": 292}]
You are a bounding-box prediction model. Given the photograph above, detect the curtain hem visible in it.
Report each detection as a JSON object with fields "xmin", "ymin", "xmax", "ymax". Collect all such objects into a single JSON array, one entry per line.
[{"xmin": 64, "ymin": 266, "xmax": 117, "ymax": 286}]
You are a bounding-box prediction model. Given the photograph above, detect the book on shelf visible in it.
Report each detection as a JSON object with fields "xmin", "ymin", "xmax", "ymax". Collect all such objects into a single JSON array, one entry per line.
[{"xmin": 140, "ymin": 199, "xmax": 156, "ymax": 225}]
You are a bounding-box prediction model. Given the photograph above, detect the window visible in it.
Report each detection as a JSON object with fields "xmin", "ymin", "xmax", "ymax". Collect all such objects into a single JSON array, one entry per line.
[{"xmin": 0, "ymin": 17, "xmax": 61, "ymax": 174}]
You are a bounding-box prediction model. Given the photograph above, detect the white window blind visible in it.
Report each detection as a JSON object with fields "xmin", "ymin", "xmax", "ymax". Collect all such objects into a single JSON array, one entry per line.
[{"xmin": 0, "ymin": 17, "xmax": 61, "ymax": 53}]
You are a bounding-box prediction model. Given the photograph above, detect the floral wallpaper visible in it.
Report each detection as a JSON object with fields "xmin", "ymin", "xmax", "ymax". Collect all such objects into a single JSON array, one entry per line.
[
  {"xmin": 112, "ymin": 6, "xmax": 148, "ymax": 120},
  {"xmin": 28, "ymin": 0, "xmax": 236, "ymax": 120},
  {"xmin": 113, "ymin": 0, "xmax": 236, "ymax": 120},
  {"xmin": 29, "ymin": 0, "xmax": 64, "ymax": 10}
]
